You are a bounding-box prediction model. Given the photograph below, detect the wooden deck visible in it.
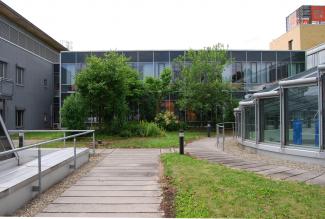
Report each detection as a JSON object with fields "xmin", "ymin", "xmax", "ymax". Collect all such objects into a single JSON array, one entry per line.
[{"xmin": 38, "ymin": 149, "xmax": 164, "ymax": 217}]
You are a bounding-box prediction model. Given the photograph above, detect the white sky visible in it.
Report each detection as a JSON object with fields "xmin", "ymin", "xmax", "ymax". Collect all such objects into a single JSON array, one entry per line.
[{"xmin": 2, "ymin": 0, "xmax": 325, "ymax": 51}]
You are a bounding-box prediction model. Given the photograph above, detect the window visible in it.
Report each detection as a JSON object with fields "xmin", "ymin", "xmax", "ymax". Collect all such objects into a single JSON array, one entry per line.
[
  {"xmin": 260, "ymin": 97, "xmax": 280, "ymax": 143},
  {"xmin": 0, "ymin": 61, "xmax": 7, "ymax": 78},
  {"xmin": 288, "ymin": 40, "xmax": 293, "ymax": 50},
  {"xmin": 244, "ymin": 105, "xmax": 255, "ymax": 140},
  {"xmin": 16, "ymin": 67, "xmax": 24, "ymax": 85},
  {"xmin": 285, "ymin": 85, "xmax": 319, "ymax": 147},
  {"xmin": 16, "ymin": 110, "xmax": 24, "ymax": 128}
]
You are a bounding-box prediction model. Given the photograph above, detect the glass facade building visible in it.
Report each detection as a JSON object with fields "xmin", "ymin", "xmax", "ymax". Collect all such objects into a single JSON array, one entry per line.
[
  {"xmin": 60, "ymin": 50, "xmax": 305, "ymax": 108},
  {"xmin": 235, "ymin": 64, "xmax": 325, "ymax": 158}
]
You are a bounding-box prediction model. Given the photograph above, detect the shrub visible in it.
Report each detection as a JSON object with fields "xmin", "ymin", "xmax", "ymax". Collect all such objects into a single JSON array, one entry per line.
[
  {"xmin": 139, "ymin": 121, "xmax": 165, "ymax": 137},
  {"xmin": 154, "ymin": 111, "xmax": 179, "ymax": 131},
  {"xmin": 61, "ymin": 93, "xmax": 87, "ymax": 130},
  {"xmin": 120, "ymin": 121, "xmax": 165, "ymax": 137}
]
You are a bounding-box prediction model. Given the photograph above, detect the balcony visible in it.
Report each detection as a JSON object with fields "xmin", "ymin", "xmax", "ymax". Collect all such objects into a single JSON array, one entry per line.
[{"xmin": 0, "ymin": 78, "xmax": 13, "ymax": 99}]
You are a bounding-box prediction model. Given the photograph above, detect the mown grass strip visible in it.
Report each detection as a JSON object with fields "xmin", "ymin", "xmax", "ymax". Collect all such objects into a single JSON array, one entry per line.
[{"xmin": 161, "ymin": 153, "xmax": 325, "ymax": 218}]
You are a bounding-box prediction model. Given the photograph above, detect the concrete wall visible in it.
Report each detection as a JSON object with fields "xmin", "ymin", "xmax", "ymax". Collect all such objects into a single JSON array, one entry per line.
[
  {"xmin": 270, "ymin": 24, "xmax": 325, "ymax": 50},
  {"xmin": 0, "ymin": 37, "xmax": 55, "ymax": 129}
]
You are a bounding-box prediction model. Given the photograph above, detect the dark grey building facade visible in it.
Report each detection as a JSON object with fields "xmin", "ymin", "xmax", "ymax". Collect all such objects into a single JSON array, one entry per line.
[{"xmin": 0, "ymin": 1, "xmax": 66, "ymax": 129}]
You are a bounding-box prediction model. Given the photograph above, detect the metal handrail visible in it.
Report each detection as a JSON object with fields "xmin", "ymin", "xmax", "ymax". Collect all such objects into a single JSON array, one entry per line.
[
  {"xmin": 0, "ymin": 129, "xmax": 95, "ymax": 194},
  {"xmin": 216, "ymin": 122, "xmax": 235, "ymax": 151}
]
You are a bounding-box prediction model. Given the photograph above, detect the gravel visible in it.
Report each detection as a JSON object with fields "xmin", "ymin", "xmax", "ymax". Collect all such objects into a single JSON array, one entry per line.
[
  {"xmin": 13, "ymin": 153, "xmax": 105, "ymax": 217},
  {"xmin": 223, "ymin": 138, "xmax": 325, "ymax": 173}
]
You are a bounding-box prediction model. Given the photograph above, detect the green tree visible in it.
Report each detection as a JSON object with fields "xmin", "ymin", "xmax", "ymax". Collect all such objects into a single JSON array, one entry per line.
[
  {"xmin": 75, "ymin": 52, "xmax": 138, "ymax": 131},
  {"xmin": 142, "ymin": 67, "xmax": 173, "ymax": 118},
  {"xmin": 60, "ymin": 93, "xmax": 87, "ymax": 129},
  {"xmin": 174, "ymin": 44, "xmax": 233, "ymax": 123}
]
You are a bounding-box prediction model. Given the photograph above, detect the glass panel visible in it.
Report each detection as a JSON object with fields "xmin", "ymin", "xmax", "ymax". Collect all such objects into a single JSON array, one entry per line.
[
  {"xmin": 232, "ymin": 62, "xmax": 244, "ymax": 83},
  {"xmin": 277, "ymin": 51, "xmax": 290, "ymax": 62},
  {"xmin": 244, "ymin": 105, "xmax": 255, "ymax": 140},
  {"xmin": 139, "ymin": 51, "xmax": 153, "ymax": 62},
  {"xmin": 61, "ymin": 64, "xmax": 76, "ymax": 85},
  {"xmin": 139, "ymin": 63, "xmax": 154, "ymax": 79},
  {"xmin": 286, "ymin": 85, "xmax": 319, "ymax": 147},
  {"xmin": 277, "ymin": 62, "xmax": 289, "ymax": 80},
  {"xmin": 260, "ymin": 98, "xmax": 280, "ymax": 143},
  {"xmin": 123, "ymin": 51, "xmax": 138, "ymax": 62},
  {"xmin": 154, "ymin": 62, "xmax": 170, "ymax": 77},
  {"xmin": 247, "ymin": 51, "xmax": 261, "ymax": 61},
  {"xmin": 170, "ymin": 51, "xmax": 184, "ymax": 61},
  {"xmin": 231, "ymin": 51, "xmax": 246, "ymax": 62},
  {"xmin": 154, "ymin": 51, "xmax": 169, "ymax": 62},
  {"xmin": 61, "ymin": 52, "xmax": 76, "ymax": 63},
  {"xmin": 291, "ymin": 51, "xmax": 305, "ymax": 62},
  {"xmin": 262, "ymin": 51, "xmax": 276, "ymax": 61},
  {"xmin": 76, "ymin": 52, "xmax": 91, "ymax": 63}
]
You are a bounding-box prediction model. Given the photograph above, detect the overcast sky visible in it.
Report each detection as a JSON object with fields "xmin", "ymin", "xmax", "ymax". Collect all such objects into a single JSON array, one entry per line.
[{"xmin": 3, "ymin": 0, "xmax": 325, "ymax": 51}]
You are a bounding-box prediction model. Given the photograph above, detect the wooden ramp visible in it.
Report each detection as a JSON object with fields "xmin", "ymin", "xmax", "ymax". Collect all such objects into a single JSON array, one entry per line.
[{"xmin": 38, "ymin": 149, "xmax": 163, "ymax": 218}]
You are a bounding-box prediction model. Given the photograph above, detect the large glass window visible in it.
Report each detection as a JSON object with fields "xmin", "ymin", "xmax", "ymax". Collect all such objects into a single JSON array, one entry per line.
[
  {"xmin": 244, "ymin": 105, "xmax": 255, "ymax": 140},
  {"xmin": 139, "ymin": 63, "xmax": 154, "ymax": 79},
  {"xmin": 285, "ymin": 85, "xmax": 319, "ymax": 147},
  {"xmin": 260, "ymin": 97, "xmax": 280, "ymax": 143},
  {"xmin": 61, "ymin": 64, "xmax": 76, "ymax": 85}
]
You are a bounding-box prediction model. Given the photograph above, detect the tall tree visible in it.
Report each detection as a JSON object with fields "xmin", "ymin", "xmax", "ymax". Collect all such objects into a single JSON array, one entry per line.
[
  {"xmin": 174, "ymin": 44, "xmax": 233, "ymax": 123},
  {"xmin": 75, "ymin": 52, "xmax": 138, "ymax": 131}
]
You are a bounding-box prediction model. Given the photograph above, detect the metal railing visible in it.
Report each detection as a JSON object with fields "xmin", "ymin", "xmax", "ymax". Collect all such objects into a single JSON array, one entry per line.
[
  {"xmin": 1, "ymin": 129, "xmax": 95, "ymax": 193},
  {"xmin": 216, "ymin": 122, "xmax": 235, "ymax": 151}
]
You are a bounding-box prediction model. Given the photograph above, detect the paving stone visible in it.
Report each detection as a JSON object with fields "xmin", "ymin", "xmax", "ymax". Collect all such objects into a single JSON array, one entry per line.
[
  {"xmin": 76, "ymin": 180, "xmax": 159, "ymax": 186},
  {"xmin": 36, "ymin": 212, "xmax": 162, "ymax": 217},
  {"xmin": 80, "ymin": 176, "xmax": 158, "ymax": 181},
  {"xmin": 270, "ymin": 169, "xmax": 307, "ymax": 180},
  {"xmin": 256, "ymin": 167, "xmax": 292, "ymax": 176},
  {"xmin": 61, "ymin": 190, "xmax": 161, "ymax": 197},
  {"xmin": 284, "ymin": 172, "xmax": 322, "ymax": 182},
  {"xmin": 67, "ymin": 185, "xmax": 160, "ymax": 191},
  {"xmin": 43, "ymin": 203, "xmax": 161, "ymax": 213},
  {"xmin": 53, "ymin": 196, "xmax": 162, "ymax": 204},
  {"xmin": 244, "ymin": 165, "xmax": 278, "ymax": 172},
  {"xmin": 306, "ymin": 173, "xmax": 325, "ymax": 185}
]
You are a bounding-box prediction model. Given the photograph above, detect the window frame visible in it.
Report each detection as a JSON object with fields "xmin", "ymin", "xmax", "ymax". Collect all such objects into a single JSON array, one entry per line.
[
  {"xmin": 0, "ymin": 61, "xmax": 8, "ymax": 78},
  {"xmin": 15, "ymin": 66, "xmax": 24, "ymax": 86},
  {"xmin": 15, "ymin": 109, "xmax": 24, "ymax": 128}
]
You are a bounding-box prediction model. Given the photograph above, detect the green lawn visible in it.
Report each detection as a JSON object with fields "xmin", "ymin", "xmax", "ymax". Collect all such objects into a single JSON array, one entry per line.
[
  {"xmin": 161, "ymin": 153, "xmax": 325, "ymax": 218},
  {"xmin": 98, "ymin": 131, "xmax": 206, "ymax": 148},
  {"xmin": 13, "ymin": 131, "xmax": 206, "ymax": 149}
]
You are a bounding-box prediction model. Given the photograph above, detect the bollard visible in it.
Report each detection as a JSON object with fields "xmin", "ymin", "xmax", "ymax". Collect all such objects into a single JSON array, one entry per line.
[
  {"xmin": 179, "ymin": 129, "xmax": 184, "ymax": 155},
  {"xmin": 207, "ymin": 122, "xmax": 211, "ymax": 137},
  {"xmin": 19, "ymin": 132, "xmax": 24, "ymax": 148}
]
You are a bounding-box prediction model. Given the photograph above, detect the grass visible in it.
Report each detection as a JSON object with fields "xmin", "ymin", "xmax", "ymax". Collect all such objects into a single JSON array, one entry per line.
[
  {"xmin": 12, "ymin": 131, "xmax": 206, "ymax": 149},
  {"xmin": 98, "ymin": 131, "xmax": 206, "ymax": 148},
  {"xmin": 161, "ymin": 153, "xmax": 325, "ymax": 218}
]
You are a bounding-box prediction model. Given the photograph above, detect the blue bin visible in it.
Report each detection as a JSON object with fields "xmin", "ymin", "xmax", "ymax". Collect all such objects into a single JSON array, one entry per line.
[{"xmin": 293, "ymin": 120, "xmax": 302, "ymax": 145}]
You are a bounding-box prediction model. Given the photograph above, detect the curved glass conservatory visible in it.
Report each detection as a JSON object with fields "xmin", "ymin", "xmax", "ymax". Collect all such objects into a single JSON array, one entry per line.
[{"xmin": 234, "ymin": 64, "xmax": 325, "ymax": 164}]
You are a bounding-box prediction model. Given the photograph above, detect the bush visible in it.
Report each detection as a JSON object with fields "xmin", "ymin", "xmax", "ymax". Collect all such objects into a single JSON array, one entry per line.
[
  {"xmin": 154, "ymin": 111, "xmax": 179, "ymax": 131},
  {"xmin": 61, "ymin": 93, "xmax": 87, "ymax": 130},
  {"xmin": 120, "ymin": 121, "xmax": 165, "ymax": 137}
]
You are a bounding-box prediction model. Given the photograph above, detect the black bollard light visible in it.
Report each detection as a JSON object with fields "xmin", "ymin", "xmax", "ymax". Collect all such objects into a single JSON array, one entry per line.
[
  {"xmin": 179, "ymin": 129, "xmax": 184, "ymax": 155},
  {"xmin": 207, "ymin": 122, "xmax": 211, "ymax": 137}
]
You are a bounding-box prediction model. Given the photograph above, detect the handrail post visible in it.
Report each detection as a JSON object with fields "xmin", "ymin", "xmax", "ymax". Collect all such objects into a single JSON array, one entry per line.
[
  {"xmin": 73, "ymin": 137, "xmax": 76, "ymax": 170},
  {"xmin": 222, "ymin": 125, "xmax": 225, "ymax": 151},
  {"xmin": 63, "ymin": 132, "xmax": 66, "ymax": 147},
  {"xmin": 232, "ymin": 122, "xmax": 235, "ymax": 139},
  {"xmin": 216, "ymin": 124, "xmax": 219, "ymax": 148},
  {"xmin": 92, "ymin": 132, "xmax": 96, "ymax": 154},
  {"xmin": 36, "ymin": 145, "xmax": 42, "ymax": 193}
]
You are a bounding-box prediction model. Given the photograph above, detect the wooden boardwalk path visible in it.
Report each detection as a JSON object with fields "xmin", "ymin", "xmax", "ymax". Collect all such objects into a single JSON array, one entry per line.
[
  {"xmin": 38, "ymin": 149, "xmax": 165, "ymax": 217},
  {"xmin": 186, "ymin": 138, "xmax": 325, "ymax": 186}
]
